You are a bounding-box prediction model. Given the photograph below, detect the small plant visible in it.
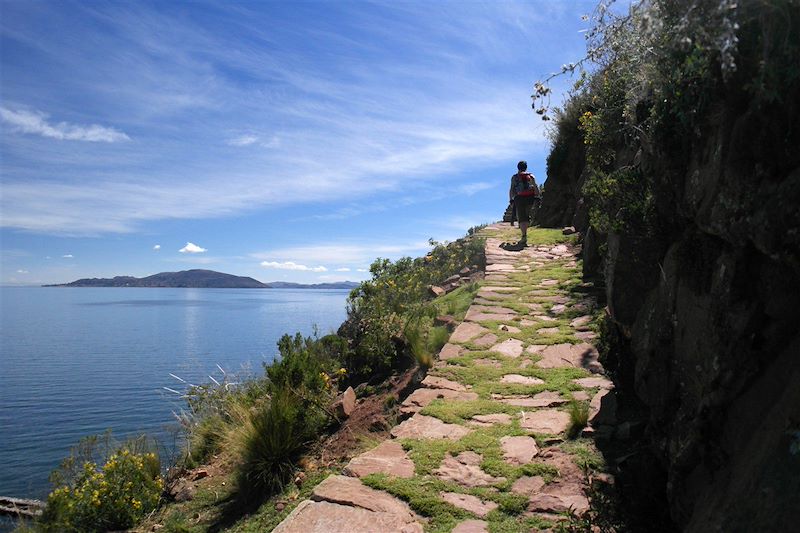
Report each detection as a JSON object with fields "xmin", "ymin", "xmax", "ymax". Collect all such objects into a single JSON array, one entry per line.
[
  {"xmin": 234, "ymin": 388, "xmax": 325, "ymax": 506},
  {"xmin": 567, "ymin": 401, "xmax": 590, "ymax": 439},
  {"xmin": 39, "ymin": 448, "xmax": 162, "ymax": 532}
]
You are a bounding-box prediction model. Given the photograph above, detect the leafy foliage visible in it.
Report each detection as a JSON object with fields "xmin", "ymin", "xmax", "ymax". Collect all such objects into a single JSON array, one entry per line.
[
  {"xmin": 338, "ymin": 234, "xmax": 485, "ymax": 383},
  {"xmin": 39, "ymin": 446, "xmax": 162, "ymax": 533}
]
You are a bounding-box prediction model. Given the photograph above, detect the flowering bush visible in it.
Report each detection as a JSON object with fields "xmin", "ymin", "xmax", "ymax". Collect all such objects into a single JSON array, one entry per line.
[
  {"xmin": 40, "ymin": 449, "xmax": 162, "ymax": 532},
  {"xmin": 338, "ymin": 233, "xmax": 484, "ymax": 383}
]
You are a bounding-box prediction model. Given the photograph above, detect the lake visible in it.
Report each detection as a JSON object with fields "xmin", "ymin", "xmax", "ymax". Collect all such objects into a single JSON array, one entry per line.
[{"xmin": 0, "ymin": 286, "xmax": 350, "ymax": 501}]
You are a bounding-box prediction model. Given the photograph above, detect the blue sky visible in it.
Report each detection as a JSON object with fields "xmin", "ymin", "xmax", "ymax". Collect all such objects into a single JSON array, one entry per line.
[{"xmin": 1, "ymin": 0, "xmax": 596, "ymax": 285}]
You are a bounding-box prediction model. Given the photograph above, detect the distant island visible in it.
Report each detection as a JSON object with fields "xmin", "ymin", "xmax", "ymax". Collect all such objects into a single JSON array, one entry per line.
[{"xmin": 43, "ymin": 269, "xmax": 360, "ymax": 290}]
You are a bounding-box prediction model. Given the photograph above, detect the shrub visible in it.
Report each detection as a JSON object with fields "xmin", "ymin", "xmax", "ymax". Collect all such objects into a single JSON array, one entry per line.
[
  {"xmin": 234, "ymin": 389, "xmax": 321, "ymax": 505},
  {"xmin": 339, "ymin": 234, "xmax": 484, "ymax": 383},
  {"xmin": 567, "ymin": 400, "xmax": 590, "ymax": 439},
  {"xmin": 39, "ymin": 448, "xmax": 162, "ymax": 533}
]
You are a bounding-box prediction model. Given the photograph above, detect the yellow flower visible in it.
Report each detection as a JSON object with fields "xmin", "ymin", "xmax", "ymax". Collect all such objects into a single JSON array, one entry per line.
[{"xmin": 132, "ymin": 499, "xmax": 142, "ymax": 510}]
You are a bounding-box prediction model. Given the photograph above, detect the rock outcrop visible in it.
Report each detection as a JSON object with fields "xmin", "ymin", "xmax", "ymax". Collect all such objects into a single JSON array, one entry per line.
[{"xmin": 538, "ymin": 5, "xmax": 800, "ymax": 530}]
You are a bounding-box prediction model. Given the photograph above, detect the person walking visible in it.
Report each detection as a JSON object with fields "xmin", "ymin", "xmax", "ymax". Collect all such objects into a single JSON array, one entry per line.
[{"xmin": 509, "ymin": 161, "xmax": 540, "ymax": 246}]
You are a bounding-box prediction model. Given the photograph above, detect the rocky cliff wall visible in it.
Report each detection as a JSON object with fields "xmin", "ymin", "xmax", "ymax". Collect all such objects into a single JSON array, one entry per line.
[{"xmin": 537, "ymin": 4, "xmax": 800, "ymax": 530}]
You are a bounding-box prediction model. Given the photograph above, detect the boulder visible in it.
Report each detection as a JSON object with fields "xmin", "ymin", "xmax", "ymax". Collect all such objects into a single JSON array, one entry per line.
[
  {"xmin": 333, "ymin": 386, "xmax": 356, "ymax": 418},
  {"xmin": 429, "ymin": 285, "xmax": 446, "ymax": 297}
]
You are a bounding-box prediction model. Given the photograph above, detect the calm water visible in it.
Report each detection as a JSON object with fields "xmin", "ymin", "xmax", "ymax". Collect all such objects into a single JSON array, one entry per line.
[{"xmin": 0, "ymin": 287, "xmax": 349, "ymax": 500}]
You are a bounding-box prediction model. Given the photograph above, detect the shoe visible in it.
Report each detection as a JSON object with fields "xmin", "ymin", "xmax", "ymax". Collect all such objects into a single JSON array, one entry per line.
[{"xmin": 519, "ymin": 237, "xmax": 527, "ymax": 246}]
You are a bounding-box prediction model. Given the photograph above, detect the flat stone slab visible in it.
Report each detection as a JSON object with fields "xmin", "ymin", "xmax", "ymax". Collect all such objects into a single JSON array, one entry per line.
[
  {"xmin": 569, "ymin": 315, "xmax": 593, "ymax": 329},
  {"xmin": 474, "ymin": 358, "xmax": 502, "ymax": 368},
  {"xmin": 573, "ymin": 376, "xmax": 614, "ymax": 390},
  {"xmin": 273, "ymin": 499, "xmax": 424, "ymax": 533},
  {"xmin": 344, "ymin": 441, "xmax": 415, "ymax": 479},
  {"xmin": 479, "ymin": 286, "xmax": 519, "ymax": 293},
  {"xmin": 528, "ymin": 482, "xmax": 590, "ymax": 515},
  {"xmin": 498, "ymin": 324, "xmax": 521, "ymax": 333},
  {"xmin": 452, "ymin": 519, "xmax": 489, "ymax": 533},
  {"xmin": 312, "ymin": 475, "xmax": 417, "ymax": 519},
  {"xmin": 468, "ymin": 413, "xmax": 513, "ymax": 427},
  {"xmin": 572, "ymin": 390, "xmax": 591, "ymax": 401},
  {"xmin": 549, "ymin": 304, "xmax": 568, "ymax": 315},
  {"xmin": 450, "ymin": 322, "xmax": 490, "ymax": 343},
  {"xmin": 536, "ymin": 343, "xmax": 601, "ymax": 372},
  {"xmin": 435, "ymin": 451, "xmax": 506, "ymax": 487},
  {"xmin": 473, "ymin": 333, "xmax": 499, "ymax": 347},
  {"xmin": 520, "ymin": 410, "xmax": 571, "ymax": 434},
  {"xmin": 575, "ymin": 331, "xmax": 598, "ymax": 341},
  {"xmin": 500, "ymin": 374, "xmax": 544, "ymax": 386},
  {"xmin": 490, "ymin": 339, "xmax": 525, "ymax": 358},
  {"xmin": 391, "ymin": 414, "xmax": 471, "ymax": 440},
  {"xmin": 500, "ymin": 436, "xmax": 539, "ymax": 465},
  {"xmin": 526, "ymin": 344, "xmax": 547, "ymax": 354},
  {"xmin": 511, "ymin": 475, "xmax": 546, "ymax": 496},
  {"xmin": 400, "ymin": 388, "xmax": 479, "ymax": 416},
  {"xmin": 538, "ymin": 447, "xmax": 585, "ymax": 483},
  {"xmin": 273, "ymin": 475, "xmax": 424, "ymax": 533},
  {"xmin": 439, "ymin": 343, "xmax": 463, "ymax": 360},
  {"xmin": 533, "ymin": 315, "xmax": 556, "ymax": 322},
  {"xmin": 540, "ymin": 279, "xmax": 559, "ymax": 286},
  {"xmin": 422, "ymin": 375, "xmax": 467, "ymax": 391},
  {"xmin": 440, "ymin": 492, "xmax": 498, "ymax": 518},
  {"xmin": 499, "ymin": 391, "xmax": 568, "ymax": 408},
  {"xmin": 465, "ymin": 305, "xmax": 517, "ymax": 322},
  {"xmin": 486, "ymin": 263, "xmax": 515, "ymax": 272}
]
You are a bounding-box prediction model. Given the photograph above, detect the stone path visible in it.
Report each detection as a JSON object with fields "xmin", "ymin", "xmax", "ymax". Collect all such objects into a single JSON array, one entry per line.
[{"xmin": 272, "ymin": 224, "xmax": 615, "ymax": 532}]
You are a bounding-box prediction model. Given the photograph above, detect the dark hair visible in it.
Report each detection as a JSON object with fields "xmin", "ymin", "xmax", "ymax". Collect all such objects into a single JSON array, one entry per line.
[{"xmin": 517, "ymin": 160, "xmax": 527, "ymax": 171}]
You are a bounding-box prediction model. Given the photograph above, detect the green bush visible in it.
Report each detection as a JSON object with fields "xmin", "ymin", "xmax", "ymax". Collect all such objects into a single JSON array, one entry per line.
[
  {"xmin": 235, "ymin": 389, "xmax": 321, "ymax": 505},
  {"xmin": 39, "ymin": 448, "xmax": 162, "ymax": 532},
  {"xmin": 339, "ymin": 235, "xmax": 484, "ymax": 383}
]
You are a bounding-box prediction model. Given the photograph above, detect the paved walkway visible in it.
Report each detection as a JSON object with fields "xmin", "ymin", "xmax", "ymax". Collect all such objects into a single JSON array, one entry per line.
[{"xmin": 273, "ymin": 224, "xmax": 614, "ymax": 532}]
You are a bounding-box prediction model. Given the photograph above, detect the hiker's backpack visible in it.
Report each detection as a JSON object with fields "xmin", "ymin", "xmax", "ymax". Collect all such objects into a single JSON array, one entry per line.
[{"xmin": 513, "ymin": 172, "xmax": 540, "ymax": 197}]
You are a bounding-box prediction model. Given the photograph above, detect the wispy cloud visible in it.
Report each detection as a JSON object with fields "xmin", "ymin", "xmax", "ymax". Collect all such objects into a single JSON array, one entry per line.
[
  {"xmin": 459, "ymin": 182, "xmax": 495, "ymax": 196},
  {"xmin": 226, "ymin": 134, "xmax": 259, "ymax": 146},
  {"xmin": 1, "ymin": 106, "xmax": 130, "ymax": 142},
  {"xmin": 0, "ymin": 0, "xmax": 564, "ymax": 235},
  {"xmin": 16, "ymin": 269, "xmax": 29, "ymax": 274},
  {"xmin": 153, "ymin": 244, "xmax": 161, "ymax": 250},
  {"xmin": 260, "ymin": 261, "xmax": 327, "ymax": 272},
  {"xmin": 62, "ymin": 254, "xmax": 74, "ymax": 258},
  {"xmin": 179, "ymin": 242, "xmax": 207, "ymax": 253},
  {"xmin": 335, "ymin": 267, "xmax": 351, "ymax": 272},
  {"xmin": 251, "ymin": 241, "xmax": 431, "ymax": 267}
]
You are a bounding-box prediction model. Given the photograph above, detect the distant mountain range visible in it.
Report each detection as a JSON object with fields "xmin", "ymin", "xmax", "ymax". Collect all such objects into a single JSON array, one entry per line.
[{"xmin": 44, "ymin": 269, "xmax": 360, "ymax": 290}]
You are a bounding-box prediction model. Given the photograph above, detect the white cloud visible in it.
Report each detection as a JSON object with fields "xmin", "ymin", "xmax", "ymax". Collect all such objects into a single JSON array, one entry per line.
[
  {"xmin": 0, "ymin": 1, "xmax": 568, "ymax": 235},
  {"xmin": 16, "ymin": 269, "xmax": 29, "ymax": 274},
  {"xmin": 226, "ymin": 134, "xmax": 259, "ymax": 146},
  {"xmin": 335, "ymin": 267, "xmax": 351, "ymax": 272},
  {"xmin": 179, "ymin": 242, "xmax": 207, "ymax": 253},
  {"xmin": 260, "ymin": 261, "xmax": 327, "ymax": 272},
  {"xmin": 251, "ymin": 241, "xmax": 430, "ymax": 267},
  {"xmin": 356, "ymin": 268, "xmax": 368, "ymax": 272},
  {"xmin": 0, "ymin": 106, "xmax": 130, "ymax": 142},
  {"xmin": 153, "ymin": 244, "xmax": 161, "ymax": 250},
  {"xmin": 458, "ymin": 182, "xmax": 495, "ymax": 196},
  {"xmin": 62, "ymin": 254, "xmax": 73, "ymax": 258}
]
